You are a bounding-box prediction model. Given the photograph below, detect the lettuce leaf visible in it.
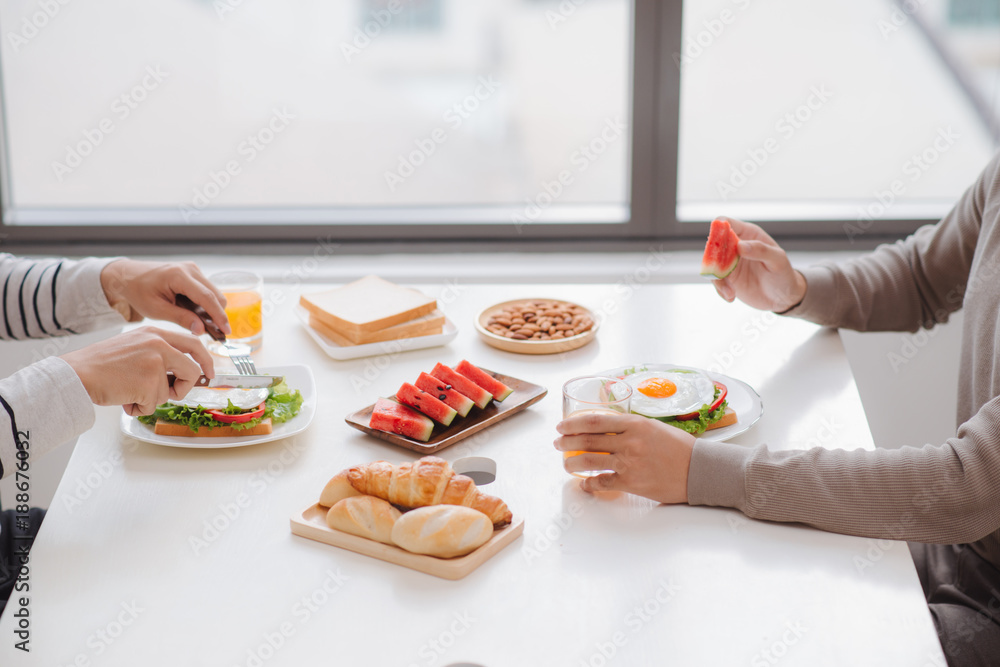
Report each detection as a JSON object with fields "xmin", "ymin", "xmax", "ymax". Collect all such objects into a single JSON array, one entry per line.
[{"xmin": 137, "ymin": 381, "xmax": 304, "ymax": 432}]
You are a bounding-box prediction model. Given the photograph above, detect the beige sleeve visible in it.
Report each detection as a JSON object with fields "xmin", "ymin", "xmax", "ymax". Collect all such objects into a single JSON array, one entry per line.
[{"xmin": 688, "ymin": 392, "xmax": 1000, "ymax": 544}]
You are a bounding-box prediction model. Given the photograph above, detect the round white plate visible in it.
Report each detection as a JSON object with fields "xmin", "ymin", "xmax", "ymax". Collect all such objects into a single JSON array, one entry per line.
[
  {"xmin": 294, "ymin": 306, "xmax": 458, "ymax": 361},
  {"xmin": 119, "ymin": 364, "xmax": 316, "ymax": 449},
  {"xmin": 595, "ymin": 364, "xmax": 763, "ymax": 441}
]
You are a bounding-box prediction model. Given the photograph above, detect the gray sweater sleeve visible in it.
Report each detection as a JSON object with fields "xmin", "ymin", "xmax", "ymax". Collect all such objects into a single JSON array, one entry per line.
[
  {"xmin": 687, "ymin": 151, "xmax": 1000, "ymax": 546},
  {"xmin": 0, "ymin": 255, "xmax": 127, "ymax": 478}
]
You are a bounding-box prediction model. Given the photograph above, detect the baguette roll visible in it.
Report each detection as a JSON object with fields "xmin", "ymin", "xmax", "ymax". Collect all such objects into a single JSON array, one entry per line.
[
  {"xmin": 391, "ymin": 505, "xmax": 493, "ymax": 559},
  {"xmin": 319, "ymin": 470, "xmax": 362, "ymax": 508},
  {"xmin": 326, "ymin": 495, "xmax": 401, "ymax": 545}
]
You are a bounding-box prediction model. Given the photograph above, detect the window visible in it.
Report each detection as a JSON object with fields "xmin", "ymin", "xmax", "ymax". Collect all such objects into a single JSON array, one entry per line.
[
  {"xmin": 677, "ymin": 0, "xmax": 1000, "ymax": 239},
  {"xmin": 0, "ymin": 0, "xmax": 649, "ymax": 242}
]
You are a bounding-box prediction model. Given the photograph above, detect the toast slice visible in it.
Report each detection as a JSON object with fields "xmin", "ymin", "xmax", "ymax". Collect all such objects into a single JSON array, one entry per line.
[
  {"xmin": 705, "ymin": 407, "xmax": 737, "ymax": 431},
  {"xmin": 300, "ymin": 276, "xmax": 437, "ymax": 338},
  {"xmin": 309, "ymin": 309, "xmax": 445, "ymax": 346},
  {"xmin": 153, "ymin": 418, "xmax": 273, "ymax": 437}
]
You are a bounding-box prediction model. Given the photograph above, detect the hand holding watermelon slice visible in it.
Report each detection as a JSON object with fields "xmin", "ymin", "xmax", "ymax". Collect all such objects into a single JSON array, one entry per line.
[{"xmin": 701, "ymin": 217, "xmax": 807, "ymax": 313}]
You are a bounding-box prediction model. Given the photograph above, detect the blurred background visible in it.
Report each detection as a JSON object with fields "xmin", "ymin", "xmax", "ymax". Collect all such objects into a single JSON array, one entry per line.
[{"xmin": 0, "ymin": 0, "xmax": 997, "ymax": 228}]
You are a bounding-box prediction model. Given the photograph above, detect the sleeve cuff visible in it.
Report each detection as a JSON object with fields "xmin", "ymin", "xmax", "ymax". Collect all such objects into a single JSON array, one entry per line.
[
  {"xmin": 687, "ymin": 438, "xmax": 752, "ymax": 509},
  {"xmin": 779, "ymin": 265, "xmax": 839, "ymax": 325},
  {"xmin": 58, "ymin": 257, "xmax": 130, "ymax": 331},
  {"xmin": 0, "ymin": 357, "xmax": 94, "ymax": 464}
]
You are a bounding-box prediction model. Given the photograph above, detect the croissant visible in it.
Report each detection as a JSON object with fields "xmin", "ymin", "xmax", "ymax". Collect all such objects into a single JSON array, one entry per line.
[{"xmin": 347, "ymin": 456, "xmax": 512, "ymax": 527}]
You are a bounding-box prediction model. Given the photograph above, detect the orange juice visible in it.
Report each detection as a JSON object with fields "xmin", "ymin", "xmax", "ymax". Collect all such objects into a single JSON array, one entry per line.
[
  {"xmin": 224, "ymin": 290, "xmax": 263, "ymax": 340},
  {"xmin": 563, "ymin": 408, "xmax": 620, "ymax": 476}
]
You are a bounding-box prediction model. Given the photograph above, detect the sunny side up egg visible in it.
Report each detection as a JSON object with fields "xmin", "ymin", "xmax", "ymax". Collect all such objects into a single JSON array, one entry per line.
[
  {"xmin": 624, "ymin": 370, "xmax": 716, "ymax": 418},
  {"xmin": 167, "ymin": 387, "xmax": 270, "ymax": 411}
]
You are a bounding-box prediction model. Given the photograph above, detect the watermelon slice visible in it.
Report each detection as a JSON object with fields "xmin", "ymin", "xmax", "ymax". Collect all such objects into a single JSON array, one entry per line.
[
  {"xmin": 396, "ymin": 382, "xmax": 458, "ymax": 426},
  {"xmin": 414, "ymin": 372, "xmax": 474, "ymax": 418},
  {"xmin": 456, "ymin": 360, "xmax": 514, "ymax": 402},
  {"xmin": 431, "ymin": 363, "xmax": 492, "ymax": 410},
  {"xmin": 700, "ymin": 218, "xmax": 741, "ymax": 279},
  {"xmin": 369, "ymin": 397, "xmax": 434, "ymax": 442}
]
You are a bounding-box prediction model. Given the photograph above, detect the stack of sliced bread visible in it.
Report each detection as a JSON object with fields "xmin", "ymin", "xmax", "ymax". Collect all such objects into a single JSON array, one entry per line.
[{"xmin": 300, "ymin": 275, "xmax": 444, "ymax": 346}]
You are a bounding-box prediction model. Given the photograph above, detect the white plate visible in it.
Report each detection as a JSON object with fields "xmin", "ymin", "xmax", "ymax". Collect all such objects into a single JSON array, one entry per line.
[
  {"xmin": 595, "ymin": 364, "xmax": 763, "ymax": 441},
  {"xmin": 119, "ymin": 364, "xmax": 316, "ymax": 449},
  {"xmin": 294, "ymin": 306, "xmax": 458, "ymax": 360}
]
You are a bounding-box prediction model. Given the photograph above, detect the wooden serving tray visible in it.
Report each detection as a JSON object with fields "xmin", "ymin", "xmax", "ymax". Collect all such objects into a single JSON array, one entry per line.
[
  {"xmin": 291, "ymin": 503, "xmax": 525, "ymax": 580},
  {"xmin": 345, "ymin": 370, "xmax": 547, "ymax": 454}
]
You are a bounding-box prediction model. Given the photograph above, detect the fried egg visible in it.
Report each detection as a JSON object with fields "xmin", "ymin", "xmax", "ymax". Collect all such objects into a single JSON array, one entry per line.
[
  {"xmin": 168, "ymin": 387, "xmax": 269, "ymax": 411},
  {"xmin": 624, "ymin": 370, "xmax": 716, "ymax": 418}
]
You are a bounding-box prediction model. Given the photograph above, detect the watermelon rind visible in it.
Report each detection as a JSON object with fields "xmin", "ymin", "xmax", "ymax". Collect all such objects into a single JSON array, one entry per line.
[
  {"xmin": 396, "ymin": 382, "xmax": 458, "ymax": 426},
  {"xmin": 431, "ymin": 363, "xmax": 492, "ymax": 409},
  {"xmin": 370, "ymin": 397, "xmax": 434, "ymax": 442},
  {"xmin": 455, "ymin": 360, "xmax": 514, "ymax": 402},
  {"xmin": 415, "ymin": 372, "xmax": 474, "ymax": 417},
  {"xmin": 700, "ymin": 218, "xmax": 741, "ymax": 280}
]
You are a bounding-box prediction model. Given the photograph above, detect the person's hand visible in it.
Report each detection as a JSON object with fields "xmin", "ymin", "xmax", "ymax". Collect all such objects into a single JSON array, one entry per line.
[
  {"xmin": 61, "ymin": 327, "xmax": 215, "ymax": 416},
  {"xmin": 554, "ymin": 412, "xmax": 696, "ymax": 504},
  {"xmin": 100, "ymin": 260, "xmax": 231, "ymax": 336},
  {"xmin": 711, "ymin": 217, "xmax": 807, "ymax": 313}
]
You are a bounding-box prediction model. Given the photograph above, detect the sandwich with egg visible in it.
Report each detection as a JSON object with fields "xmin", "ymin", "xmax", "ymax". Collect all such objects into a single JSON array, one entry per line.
[
  {"xmin": 137, "ymin": 379, "xmax": 304, "ymax": 437},
  {"xmin": 616, "ymin": 366, "xmax": 736, "ymax": 435}
]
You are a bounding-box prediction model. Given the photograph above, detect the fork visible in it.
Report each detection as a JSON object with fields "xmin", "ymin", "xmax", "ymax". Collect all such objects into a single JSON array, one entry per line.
[{"xmin": 175, "ymin": 294, "xmax": 257, "ymax": 375}]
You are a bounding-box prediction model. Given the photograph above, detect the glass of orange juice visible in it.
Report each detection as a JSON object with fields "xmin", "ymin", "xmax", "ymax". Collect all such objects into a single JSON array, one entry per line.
[
  {"xmin": 561, "ymin": 376, "xmax": 632, "ymax": 478},
  {"xmin": 208, "ymin": 270, "xmax": 263, "ymax": 354}
]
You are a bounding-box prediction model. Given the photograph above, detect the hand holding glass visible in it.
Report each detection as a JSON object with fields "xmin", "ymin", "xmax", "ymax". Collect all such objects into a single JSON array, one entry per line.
[{"xmin": 561, "ymin": 376, "xmax": 632, "ymax": 478}]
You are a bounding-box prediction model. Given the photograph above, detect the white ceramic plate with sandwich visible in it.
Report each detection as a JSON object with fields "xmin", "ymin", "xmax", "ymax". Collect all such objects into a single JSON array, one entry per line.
[
  {"xmin": 120, "ymin": 364, "xmax": 316, "ymax": 448},
  {"xmin": 596, "ymin": 364, "xmax": 762, "ymax": 441}
]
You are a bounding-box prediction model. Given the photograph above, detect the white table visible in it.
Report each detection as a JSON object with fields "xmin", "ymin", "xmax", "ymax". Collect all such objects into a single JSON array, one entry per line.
[{"xmin": 0, "ymin": 283, "xmax": 945, "ymax": 666}]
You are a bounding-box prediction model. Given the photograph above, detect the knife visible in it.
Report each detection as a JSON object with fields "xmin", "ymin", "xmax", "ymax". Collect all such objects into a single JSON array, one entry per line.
[{"xmin": 169, "ymin": 373, "xmax": 284, "ymax": 389}]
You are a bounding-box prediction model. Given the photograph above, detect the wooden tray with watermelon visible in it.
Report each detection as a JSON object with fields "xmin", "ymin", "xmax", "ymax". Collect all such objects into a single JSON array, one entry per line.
[{"xmin": 346, "ymin": 361, "xmax": 547, "ymax": 454}]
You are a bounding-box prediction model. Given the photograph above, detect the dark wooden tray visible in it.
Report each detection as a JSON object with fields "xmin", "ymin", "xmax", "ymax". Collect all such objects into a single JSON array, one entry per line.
[{"xmin": 345, "ymin": 370, "xmax": 548, "ymax": 454}]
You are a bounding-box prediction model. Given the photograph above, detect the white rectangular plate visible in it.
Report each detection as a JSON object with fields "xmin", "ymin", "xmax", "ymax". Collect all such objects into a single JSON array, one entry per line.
[
  {"xmin": 295, "ymin": 306, "xmax": 458, "ymax": 360},
  {"xmin": 119, "ymin": 364, "xmax": 316, "ymax": 449}
]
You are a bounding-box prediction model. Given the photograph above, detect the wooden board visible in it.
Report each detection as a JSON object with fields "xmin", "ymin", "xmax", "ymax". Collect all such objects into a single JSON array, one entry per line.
[
  {"xmin": 474, "ymin": 298, "xmax": 599, "ymax": 355},
  {"xmin": 345, "ymin": 370, "xmax": 547, "ymax": 454},
  {"xmin": 291, "ymin": 503, "xmax": 525, "ymax": 580}
]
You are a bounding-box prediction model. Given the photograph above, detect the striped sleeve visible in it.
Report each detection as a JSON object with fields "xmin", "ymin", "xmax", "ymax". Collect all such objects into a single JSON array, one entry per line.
[
  {"xmin": 0, "ymin": 357, "xmax": 95, "ymax": 480},
  {"xmin": 0, "ymin": 254, "xmax": 126, "ymax": 340}
]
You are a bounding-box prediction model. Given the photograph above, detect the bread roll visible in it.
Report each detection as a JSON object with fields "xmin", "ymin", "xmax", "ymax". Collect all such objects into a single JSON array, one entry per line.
[
  {"xmin": 319, "ymin": 470, "xmax": 362, "ymax": 508},
  {"xmin": 391, "ymin": 505, "xmax": 493, "ymax": 559},
  {"xmin": 326, "ymin": 496, "xmax": 401, "ymax": 545}
]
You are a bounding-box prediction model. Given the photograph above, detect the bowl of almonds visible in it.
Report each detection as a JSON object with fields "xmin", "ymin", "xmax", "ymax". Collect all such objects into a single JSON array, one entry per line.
[{"xmin": 474, "ymin": 299, "xmax": 599, "ymax": 355}]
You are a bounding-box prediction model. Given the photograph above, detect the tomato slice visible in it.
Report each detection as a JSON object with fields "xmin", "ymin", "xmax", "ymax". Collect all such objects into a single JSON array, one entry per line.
[
  {"xmin": 674, "ymin": 382, "xmax": 728, "ymax": 421},
  {"xmin": 207, "ymin": 403, "xmax": 265, "ymax": 424}
]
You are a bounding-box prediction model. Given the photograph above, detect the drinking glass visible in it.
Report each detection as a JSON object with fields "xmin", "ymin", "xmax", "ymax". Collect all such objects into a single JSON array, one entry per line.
[{"xmin": 561, "ymin": 376, "xmax": 632, "ymax": 478}]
